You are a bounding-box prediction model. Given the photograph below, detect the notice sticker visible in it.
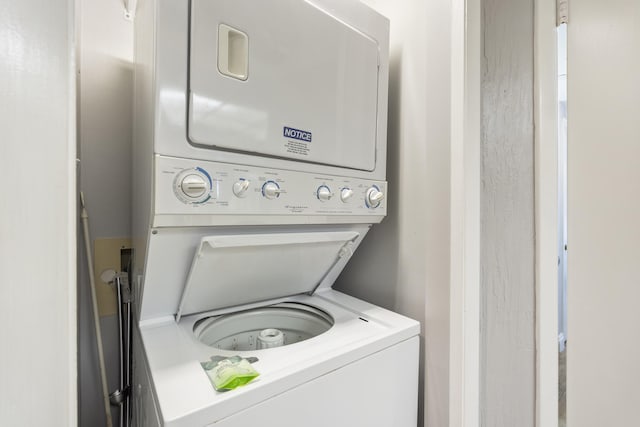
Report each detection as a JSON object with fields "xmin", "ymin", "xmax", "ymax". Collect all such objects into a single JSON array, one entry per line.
[
  {"xmin": 283, "ymin": 126, "xmax": 312, "ymax": 156},
  {"xmin": 284, "ymin": 140, "xmax": 310, "ymax": 156},
  {"xmin": 283, "ymin": 126, "xmax": 312, "ymax": 142}
]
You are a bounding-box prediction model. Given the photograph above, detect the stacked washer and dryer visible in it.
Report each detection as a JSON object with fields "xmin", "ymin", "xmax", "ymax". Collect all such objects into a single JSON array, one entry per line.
[{"xmin": 131, "ymin": 0, "xmax": 419, "ymax": 426}]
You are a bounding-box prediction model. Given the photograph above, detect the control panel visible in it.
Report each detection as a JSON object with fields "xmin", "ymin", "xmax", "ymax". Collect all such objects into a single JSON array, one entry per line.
[{"xmin": 155, "ymin": 156, "xmax": 387, "ymax": 217}]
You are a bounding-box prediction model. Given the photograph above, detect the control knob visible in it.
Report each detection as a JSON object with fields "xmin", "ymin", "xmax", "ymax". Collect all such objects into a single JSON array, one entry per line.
[
  {"xmin": 365, "ymin": 186, "xmax": 384, "ymax": 208},
  {"xmin": 233, "ymin": 179, "xmax": 251, "ymax": 197},
  {"xmin": 173, "ymin": 168, "xmax": 212, "ymax": 204},
  {"xmin": 262, "ymin": 181, "xmax": 282, "ymax": 199},
  {"xmin": 180, "ymin": 174, "xmax": 208, "ymax": 198},
  {"xmin": 317, "ymin": 185, "xmax": 333, "ymax": 202},
  {"xmin": 340, "ymin": 188, "xmax": 354, "ymax": 203}
]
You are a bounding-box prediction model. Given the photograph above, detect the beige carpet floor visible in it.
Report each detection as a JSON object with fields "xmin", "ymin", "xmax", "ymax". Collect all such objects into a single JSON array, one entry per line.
[{"xmin": 559, "ymin": 349, "xmax": 566, "ymax": 427}]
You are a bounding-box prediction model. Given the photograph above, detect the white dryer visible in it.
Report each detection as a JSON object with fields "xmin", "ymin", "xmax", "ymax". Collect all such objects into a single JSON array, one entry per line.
[{"xmin": 132, "ymin": 1, "xmax": 419, "ymax": 426}]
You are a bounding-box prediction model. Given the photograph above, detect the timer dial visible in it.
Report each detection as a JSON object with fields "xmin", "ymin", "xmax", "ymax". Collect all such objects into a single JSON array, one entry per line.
[
  {"xmin": 365, "ymin": 186, "xmax": 384, "ymax": 208},
  {"xmin": 181, "ymin": 174, "xmax": 207, "ymax": 198},
  {"xmin": 173, "ymin": 168, "xmax": 212, "ymax": 204}
]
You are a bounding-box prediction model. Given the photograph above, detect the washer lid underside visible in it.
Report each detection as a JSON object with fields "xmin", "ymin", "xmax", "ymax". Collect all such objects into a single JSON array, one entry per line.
[{"xmin": 176, "ymin": 231, "xmax": 359, "ymax": 321}]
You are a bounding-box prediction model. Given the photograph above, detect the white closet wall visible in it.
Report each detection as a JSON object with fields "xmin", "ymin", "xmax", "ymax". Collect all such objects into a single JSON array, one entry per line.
[{"xmin": 0, "ymin": 1, "xmax": 77, "ymax": 425}]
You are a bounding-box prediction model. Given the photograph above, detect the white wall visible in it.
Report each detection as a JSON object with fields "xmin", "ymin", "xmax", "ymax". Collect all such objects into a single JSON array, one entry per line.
[
  {"xmin": 77, "ymin": 0, "xmax": 134, "ymax": 425},
  {"xmin": 79, "ymin": 0, "xmax": 133, "ymax": 238},
  {"xmin": 567, "ymin": 0, "xmax": 640, "ymax": 424},
  {"xmin": 0, "ymin": 1, "xmax": 77, "ymax": 425},
  {"xmin": 335, "ymin": 1, "xmax": 452, "ymax": 425}
]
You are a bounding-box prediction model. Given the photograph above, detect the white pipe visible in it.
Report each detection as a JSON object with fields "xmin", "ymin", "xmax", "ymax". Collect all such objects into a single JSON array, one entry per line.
[{"xmin": 81, "ymin": 192, "xmax": 114, "ymax": 427}]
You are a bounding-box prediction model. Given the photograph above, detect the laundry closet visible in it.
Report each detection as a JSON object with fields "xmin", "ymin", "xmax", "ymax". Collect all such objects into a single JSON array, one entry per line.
[
  {"xmin": 3, "ymin": 0, "xmax": 457, "ymax": 425},
  {"xmin": 76, "ymin": 1, "xmax": 431, "ymax": 426}
]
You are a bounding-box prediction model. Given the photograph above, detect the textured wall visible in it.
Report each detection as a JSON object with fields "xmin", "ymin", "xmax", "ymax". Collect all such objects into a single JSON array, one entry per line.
[
  {"xmin": 335, "ymin": 1, "xmax": 451, "ymax": 426},
  {"xmin": 480, "ymin": 0, "xmax": 536, "ymax": 425}
]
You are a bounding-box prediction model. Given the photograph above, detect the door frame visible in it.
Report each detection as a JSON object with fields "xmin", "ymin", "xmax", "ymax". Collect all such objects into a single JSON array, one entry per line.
[
  {"xmin": 449, "ymin": 0, "xmax": 481, "ymax": 425},
  {"xmin": 534, "ymin": 0, "xmax": 560, "ymax": 426},
  {"xmin": 449, "ymin": 0, "xmax": 559, "ymax": 425}
]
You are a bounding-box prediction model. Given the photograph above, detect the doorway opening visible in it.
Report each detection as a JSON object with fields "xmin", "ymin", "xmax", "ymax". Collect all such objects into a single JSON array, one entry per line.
[{"xmin": 557, "ymin": 22, "xmax": 568, "ymax": 427}]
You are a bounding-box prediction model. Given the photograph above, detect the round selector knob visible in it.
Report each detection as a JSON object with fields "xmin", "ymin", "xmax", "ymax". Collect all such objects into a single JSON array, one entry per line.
[
  {"xmin": 262, "ymin": 181, "xmax": 282, "ymax": 199},
  {"xmin": 365, "ymin": 186, "xmax": 385, "ymax": 208},
  {"xmin": 316, "ymin": 185, "xmax": 333, "ymax": 202},
  {"xmin": 340, "ymin": 187, "xmax": 354, "ymax": 203},
  {"xmin": 232, "ymin": 179, "xmax": 251, "ymax": 197},
  {"xmin": 173, "ymin": 167, "xmax": 212, "ymax": 204},
  {"xmin": 180, "ymin": 174, "xmax": 208, "ymax": 198}
]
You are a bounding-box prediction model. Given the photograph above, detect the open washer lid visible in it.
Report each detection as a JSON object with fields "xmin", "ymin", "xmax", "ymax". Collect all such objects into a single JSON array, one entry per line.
[{"xmin": 176, "ymin": 231, "xmax": 359, "ymax": 321}]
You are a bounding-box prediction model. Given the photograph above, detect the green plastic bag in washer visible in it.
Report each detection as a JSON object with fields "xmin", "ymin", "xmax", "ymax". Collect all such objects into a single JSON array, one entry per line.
[{"xmin": 201, "ymin": 355, "xmax": 260, "ymax": 391}]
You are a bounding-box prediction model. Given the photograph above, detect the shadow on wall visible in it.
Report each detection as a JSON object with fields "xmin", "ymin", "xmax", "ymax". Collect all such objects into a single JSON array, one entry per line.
[
  {"xmin": 78, "ymin": 54, "xmax": 134, "ymax": 427},
  {"xmin": 334, "ymin": 46, "xmax": 425, "ymax": 427},
  {"xmin": 334, "ymin": 47, "xmax": 402, "ymax": 310}
]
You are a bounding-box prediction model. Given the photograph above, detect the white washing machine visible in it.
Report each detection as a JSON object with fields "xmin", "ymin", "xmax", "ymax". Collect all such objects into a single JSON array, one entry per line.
[{"xmin": 132, "ymin": 1, "xmax": 419, "ymax": 426}]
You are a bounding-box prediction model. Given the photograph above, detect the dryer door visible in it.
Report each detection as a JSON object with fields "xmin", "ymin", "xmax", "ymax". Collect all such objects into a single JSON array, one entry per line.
[{"xmin": 188, "ymin": 0, "xmax": 380, "ymax": 171}]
